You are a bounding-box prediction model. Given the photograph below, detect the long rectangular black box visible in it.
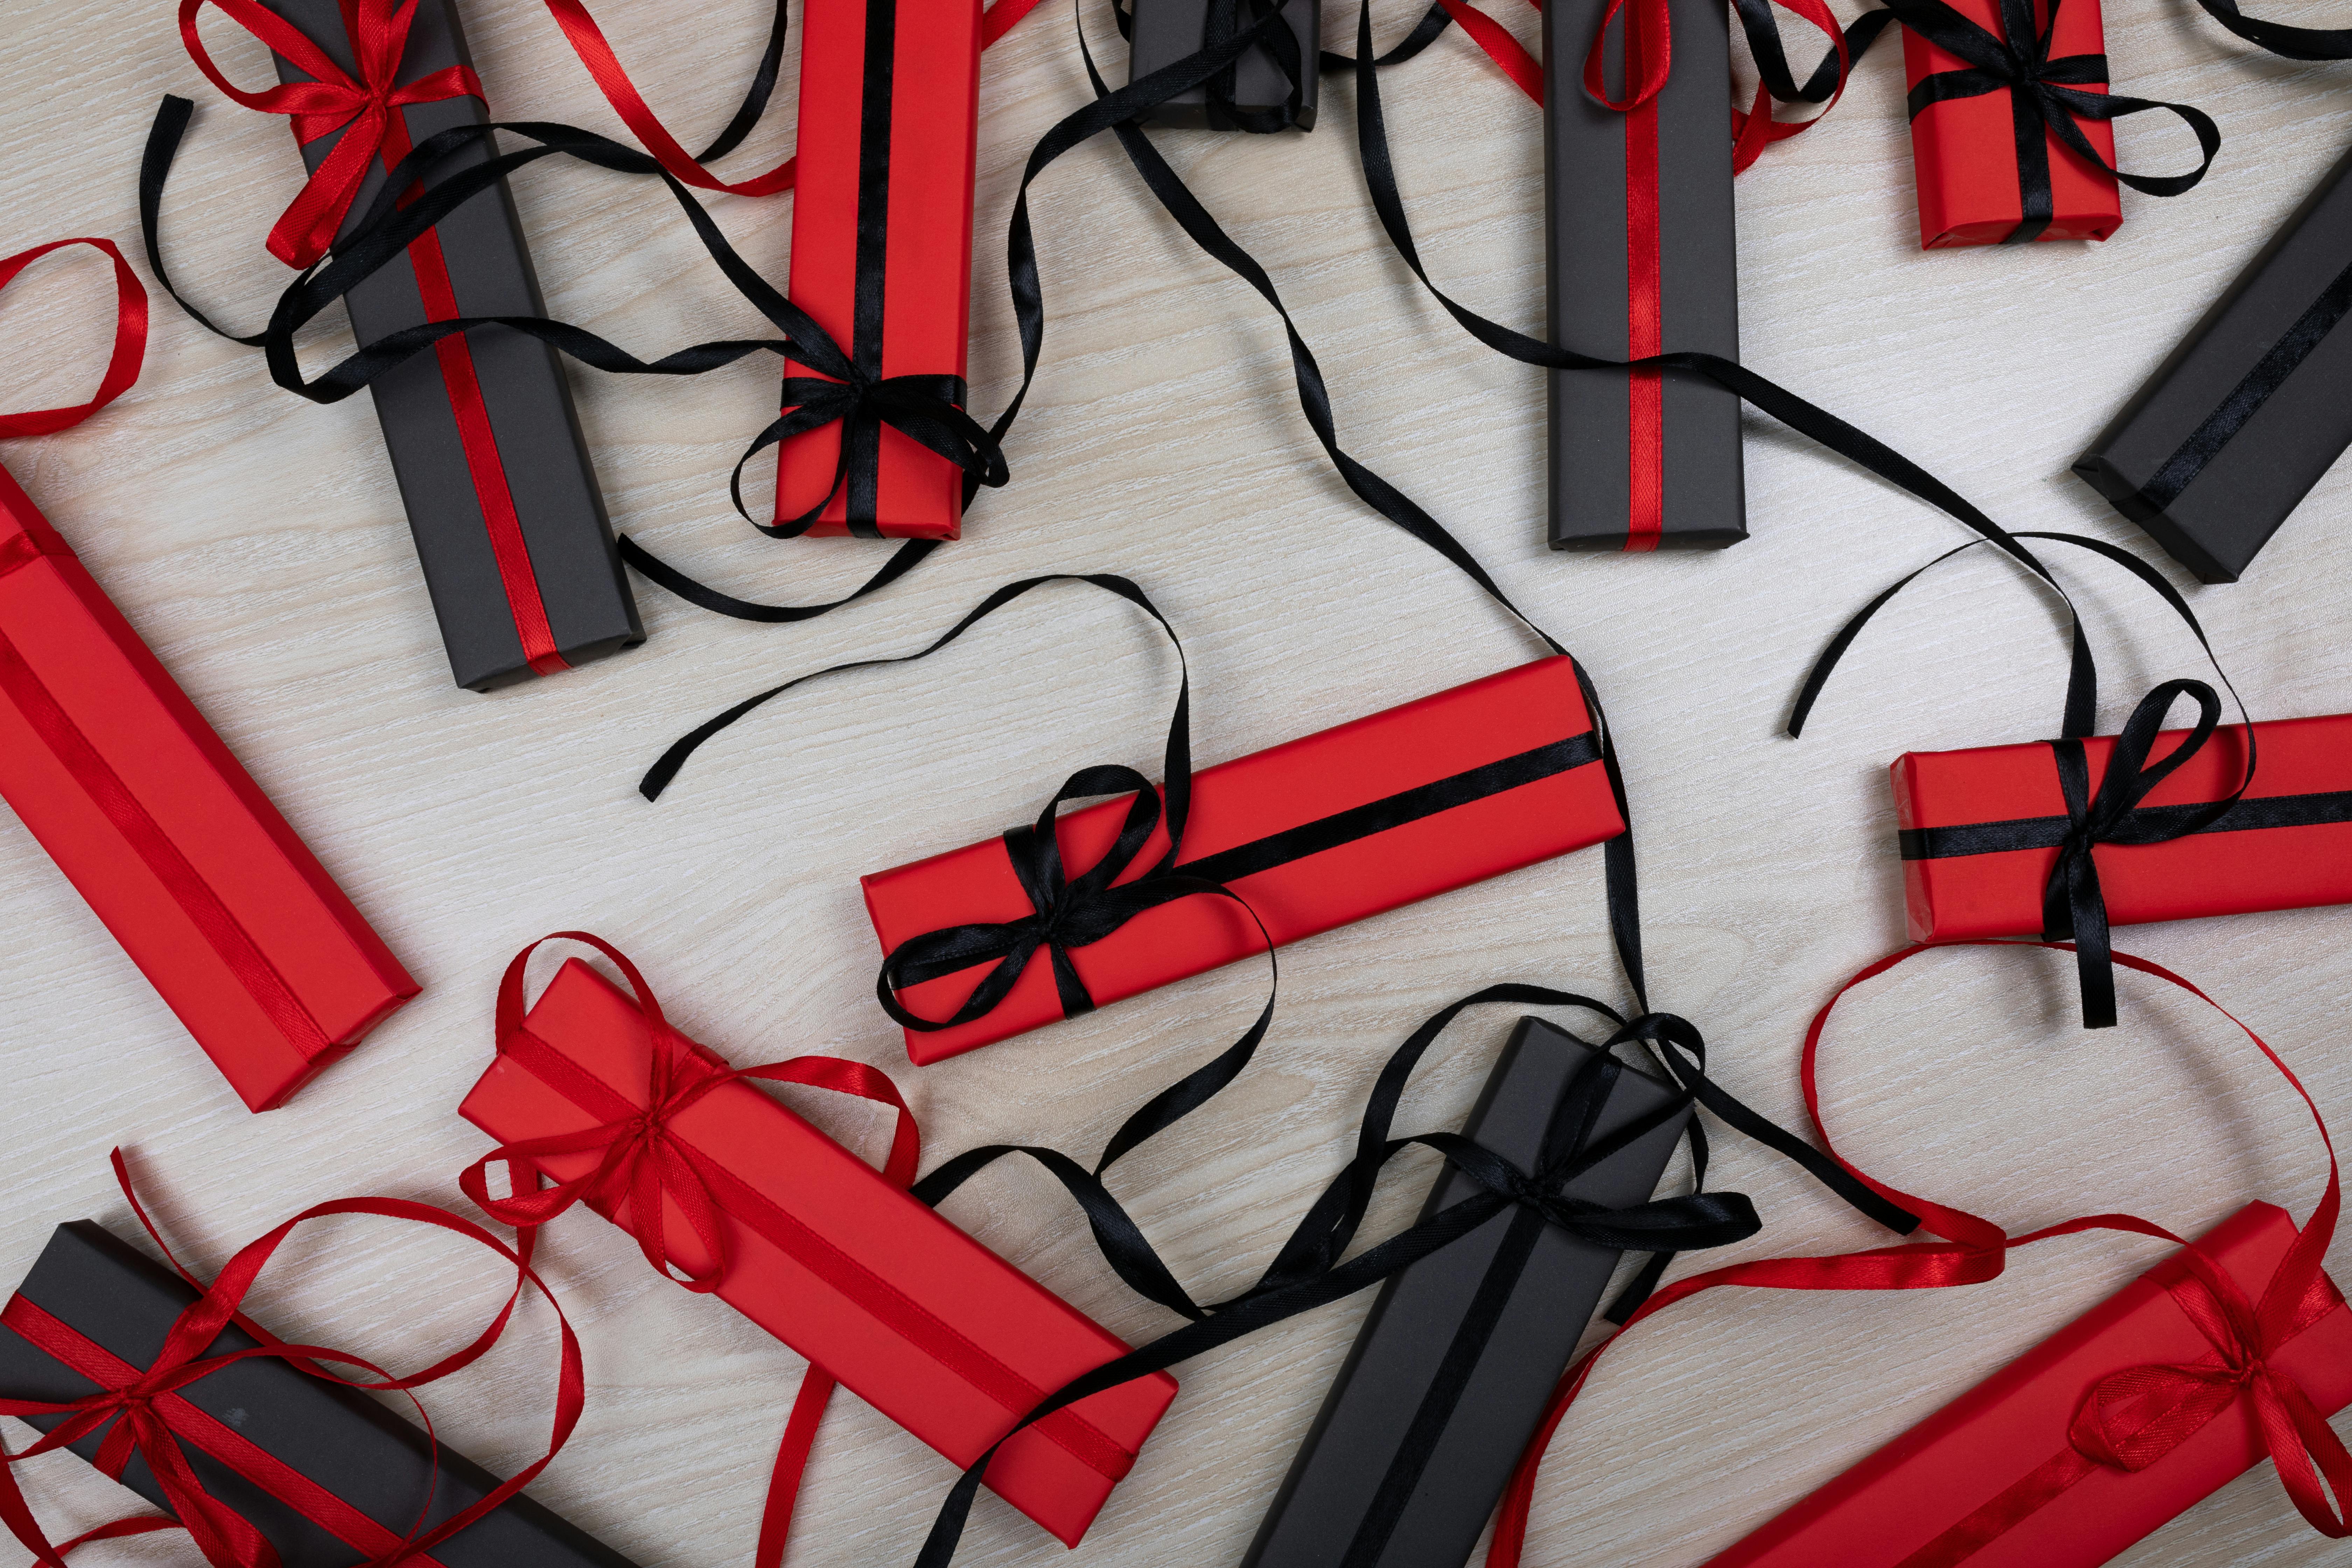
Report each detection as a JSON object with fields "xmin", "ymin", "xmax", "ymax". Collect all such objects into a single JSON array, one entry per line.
[
  {"xmin": 1544, "ymin": 0, "xmax": 1744, "ymax": 550},
  {"xmin": 0, "ymin": 1220, "xmax": 636, "ymax": 1568},
  {"xmin": 1126, "ymin": 0, "xmax": 1318, "ymax": 129},
  {"xmin": 1239, "ymin": 1016, "xmax": 1690, "ymax": 1568},
  {"xmin": 268, "ymin": 0, "xmax": 641, "ymax": 691},
  {"xmin": 2072, "ymin": 147, "xmax": 2352, "ymax": 584}
]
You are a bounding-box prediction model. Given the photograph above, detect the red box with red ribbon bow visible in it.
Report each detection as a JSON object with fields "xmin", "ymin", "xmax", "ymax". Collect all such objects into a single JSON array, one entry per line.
[
  {"xmin": 859, "ymin": 655, "xmax": 1626, "ymax": 1065},
  {"xmin": 0, "ymin": 467, "xmax": 418, "ymax": 1111},
  {"xmin": 1703, "ymin": 1201, "xmax": 2352, "ymax": 1567},
  {"xmin": 455, "ymin": 956, "xmax": 1177, "ymax": 1548},
  {"xmin": 1891, "ymin": 709, "xmax": 2352, "ymax": 941},
  {"xmin": 774, "ymin": 0, "xmax": 981, "ymax": 540},
  {"xmin": 1902, "ymin": 0, "xmax": 2121, "ymax": 247}
]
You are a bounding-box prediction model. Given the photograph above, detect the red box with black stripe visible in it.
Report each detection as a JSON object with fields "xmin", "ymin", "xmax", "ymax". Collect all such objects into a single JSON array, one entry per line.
[
  {"xmin": 265, "ymin": 0, "xmax": 642, "ymax": 691},
  {"xmin": 456, "ymin": 958, "xmax": 1177, "ymax": 1548},
  {"xmin": 774, "ymin": 0, "xmax": 981, "ymax": 540},
  {"xmin": 0, "ymin": 467, "xmax": 417, "ymax": 1111},
  {"xmin": 1891, "ymin": 710, "xmax": 2352, "ymax": 941},
  {"xmin": 860, "ymin": 656, "xmax": 1627, "ymax": 1065}
]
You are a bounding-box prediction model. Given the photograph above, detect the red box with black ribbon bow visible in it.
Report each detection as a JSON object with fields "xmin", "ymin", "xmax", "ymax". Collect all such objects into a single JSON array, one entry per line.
[
  {"xmin": 0, "ymin": 465, "xmax": 418, "ymax": 1112},
  {"xmin": 1702, "ymin": 1201, "xmax": 2352, "ymax": 1568},
  {"xmin": 456, "ymin": 955, "xmax": 1177, "ymax": 1548},
  {"xmin": 1891, "ymin": 707, "xmax": 2352, "ymax": 941},
  {"xmin": 243, "ymin": 0, "xmax": 643, "ymax": 691},
  {"xmin": 1901, "ymin": 0, "xmax": 2121, "ymax": 247},
  {"xmin": 860, "ymin": 655, "xmax": 1626, "ymax": 1064},
  {"xmin": 774, "ymin": 0, "xmax": 981, "ymax": 540}
]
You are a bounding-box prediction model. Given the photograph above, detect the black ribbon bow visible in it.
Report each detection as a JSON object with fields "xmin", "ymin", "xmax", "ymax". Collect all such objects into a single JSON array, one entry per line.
[
  {"xmin": 2041, "ymin": 678, "xmax": 2238, "ymax": 1028},
  {"xmin": 1890, "ymin": 0, "xmax": 2219, "ymax": 242}
]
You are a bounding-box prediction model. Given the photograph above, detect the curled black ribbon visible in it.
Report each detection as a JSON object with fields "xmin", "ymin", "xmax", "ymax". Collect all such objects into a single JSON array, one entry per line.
[
  {"xmin": 1890, "ymin": 0, "xmax": 2219, "ymax": 244},
  {"xmin": 1790, "ymin": 531, "xmax": 2257, "ymax": 1029}
]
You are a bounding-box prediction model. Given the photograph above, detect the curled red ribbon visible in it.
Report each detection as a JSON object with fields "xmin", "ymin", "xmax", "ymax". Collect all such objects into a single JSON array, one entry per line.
[
  {"xmin": 1485, "ymin": 940, "xmax": 2348, "ymax": 1567},
  {"xmin": 179, "ymin": 0, "xmax": 484, "ymax": 268},
  {"xmin": 0, "ymin": 1152, "xmax": 582, "ymax": 1568},
  {"xmin": 458, "ymin": 933, "xmax": 923, "ymax": 1568},
  {"xmin": 0, "ymin": 238, "xmax": 147, "ymax": 441}
]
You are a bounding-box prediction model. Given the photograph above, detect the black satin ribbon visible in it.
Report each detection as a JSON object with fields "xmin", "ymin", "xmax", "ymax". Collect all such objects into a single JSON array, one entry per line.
[
  {"xmin": 2129, "ymin": 254, "xmax": 2352, "ymax": 514},
  {"xmin": 1890, "ymin": 0, "xmax": 2218, "ymax": 243},
  {"xmin": 2193, "ymin": 0, "xmax": 2352, "ymax": 60},
  {"xmin": 905, "ymin": 986, "xmax": 1916, "ymax": 1568},
  {"xmin": 1899, "ymin": 786, "xmax": 2352, "ymax": 859},
  {"xmin": 835, "ymin": 0, "xmax": 900, "ymax": 536}
]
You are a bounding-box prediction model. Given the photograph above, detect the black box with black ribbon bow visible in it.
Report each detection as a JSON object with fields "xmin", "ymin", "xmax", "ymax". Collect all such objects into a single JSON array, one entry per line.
[
  {"xmin": 262, "ymin": 0, "xmax": 641, "ymax": 691},
  {"xmin": 1127, "ymin": 0, "xmax": 1319, "ymax": 129},
  {"xmin": 1238, "ymin": 1015, "xmax": 1689, "ymax": 1568},
  {"xmin": 0, "ymin": 1219, "xmax": 636, "ymax": 1568},
  {"xmin": 2074, "ymin": 144, "xmax": 2352, "ymax": 583}
]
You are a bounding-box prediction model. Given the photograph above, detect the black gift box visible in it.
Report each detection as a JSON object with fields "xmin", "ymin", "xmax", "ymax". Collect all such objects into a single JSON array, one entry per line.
[
  {"xmin": 2072, "ymin": 147, "xmax": 2352, "ymax": 584},
  {"xmin": 1239, "ymin": 1017, "xmax": 1689, "ymax": 1568},
  {"xmin": 1126, "ymin": 0, "xmax": 1319, "ymax": 129},
  {"xmin": 0, "ymin": 1221, "xmax": 636, "ymax": 1568},
  {"xmin": 267, "ymin": 0, "xmax": 641, "ymax": 692},
  {"xmin": 1544, "ymin": 0, "xmax": 1744, "ymax": 551}
]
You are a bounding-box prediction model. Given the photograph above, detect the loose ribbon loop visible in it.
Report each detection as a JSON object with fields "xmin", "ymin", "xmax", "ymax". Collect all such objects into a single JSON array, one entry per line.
[
  {"xmin": 178, "ymin": 0, "xmax": 485, "ymax": 268},
  {"xmin": 0, "ymin": 238, "xmax": 149, "ymax": 440},
  {"xmin": 1890, "ymin": 0, "xmax": 2218, "ymax": 241}
]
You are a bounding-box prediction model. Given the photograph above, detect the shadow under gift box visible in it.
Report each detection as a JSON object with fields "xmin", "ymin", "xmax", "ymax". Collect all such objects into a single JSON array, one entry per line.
[
  {"xmin": 1891, "ymin": 711, "xmax": 2352, "ymax": 940},
  {"xmin": 0, "ymin": 468, "xmax": 416, "ymax": 1112},
  {"xmin": 1704, "ymin": 1202, "xmax": 2352, "ymax": 1566},
  {"xmin": 861, "ymin": 656, "xmax": 1626, "ymax": 1065},
  {"xmin": 264, "ymin": 0, "xmax": 642, "ymax": 692},
  {"xmin": 1243, "ymin": 1017, "xmax": 1688, "ymax": 1568},
  {"xmin": 457, "ymin": 958, "xmax": 1177, "ymax": 1547},
  {"xmin": 0, "ymin": 1220, "xmax": 637, "ymax": 1568},
  {"xmin": 776, "ymin": 0, "xmax": 980, "ymax": 540},
  {"xmin": 1902, "ymin": 0, "xmax": 2119, "ymax": 246},
  {"xmin": 2074, "ymin": 146, "xmax": 2352, "ymax": 583}
]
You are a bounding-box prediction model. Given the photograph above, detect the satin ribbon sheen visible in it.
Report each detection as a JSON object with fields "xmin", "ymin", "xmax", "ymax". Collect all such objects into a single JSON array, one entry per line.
[
  {"xmin": 0, "ymin": 1154, "xmax": 582, "ymax": 1568},
  {"xmin": 1485, "ymin": 940, "xmax": 2352, "ymax": 1566},
  {"xmin": 457, "ymin": 934, "xmax": 1136, "ymax": 1567},
  {"xmin": 179, "ymin": 0, "xmax": 484, "ymax": 269}
]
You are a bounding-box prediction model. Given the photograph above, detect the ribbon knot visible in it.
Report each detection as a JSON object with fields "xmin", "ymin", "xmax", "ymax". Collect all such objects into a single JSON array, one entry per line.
[
  {"xmin": 763, "ymin": 364, "xmax": 1007, "ymax": 537},
  {"xmin": 180, "ymin": 0, "xmax": 486, "ymax": 270},
  {"xmin": 2040, "ymin": 678, "xmax": 2234, "ymax": 1028}
]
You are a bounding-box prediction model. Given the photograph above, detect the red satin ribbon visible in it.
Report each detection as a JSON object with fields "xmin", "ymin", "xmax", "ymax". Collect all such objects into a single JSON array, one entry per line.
[
  {"xmin": 178, "ymin": 0, "xmax": 484, "ymax": 269},
  {"xmin": 536, "ymin": 0, "xmax": 1050, "ymax": 199},
  {"xmin": 460, "ymin": 933, "xmax": 1136, "ymax": 1567},
  {"xmin": 1485, "ymin": 940, "xmax": 2351, "ymax": 1567},
  {"xmin": 0, "ymin": 241, "xmax": 343, "ymax": 1067},
  {"xmin": 0, "ymin": 1154, "xmax": 582, "ymax": 1568}
]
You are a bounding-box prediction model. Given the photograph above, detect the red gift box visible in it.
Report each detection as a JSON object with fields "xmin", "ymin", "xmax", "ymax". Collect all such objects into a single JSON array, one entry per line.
[
  {"xmin": 861, "ymin": 655, "xmax": 1626, "ymax": 1065},
  {"xmin": 1902, "ymin": 0, "xmax": 2120, "ymax": 247},
  {"xmin": 1891, "ymin": 709, "xmax": 2352, "ymax": 941},
  {"xmin": 0, "ymin": 465, "xmax": 418, "ymax": 1111},
  {"xmin": 456, "ymin": 955, "xmax": 1177, "ymax": 1547},
  {"xmin": 1704, "ymin": 1200, "xmax": 2352, "ymax": 1567},
  {"xmin": 775, "ymin": 0, "xmax": 981, "ymax": 540}
]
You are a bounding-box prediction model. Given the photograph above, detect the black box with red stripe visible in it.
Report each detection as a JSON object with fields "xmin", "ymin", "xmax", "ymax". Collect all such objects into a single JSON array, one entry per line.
[
  {"xmin": 0, "ymin": 1220, "xmax": 635, "ymax": 1568},
  {"xmin": 266, "ymin": 0, "xmax": 640, "ymax": 692}
]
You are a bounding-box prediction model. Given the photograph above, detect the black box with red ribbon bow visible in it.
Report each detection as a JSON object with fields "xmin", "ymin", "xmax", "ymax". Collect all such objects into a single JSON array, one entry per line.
[
  {"xmin": 0, "ymin": 1219, "xmax": 636, "ymax": 1568},
  {"xmin": 1543, "ymin": 0, "xmax": 1745, "ymax": 551},
  {"xmin": 261, "ymin": 0, "xmax": 641, "ymax": 692},
  {"xmin": 1239, "ymin": 1016, "xmax": 1689, "ymax": 1568}
]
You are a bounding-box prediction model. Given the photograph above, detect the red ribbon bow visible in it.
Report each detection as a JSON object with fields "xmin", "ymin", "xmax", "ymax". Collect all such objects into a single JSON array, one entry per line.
[
  {"xmin": 0, "ymin": 1154, "xmax": 581, "ymax": 1568},
  {"xmin": 457, "ymin": 933, "xmax": 919, "ymax": 1568},
  {"xmin": 180, "ymin": 0, "xmax": 484, "ymax": 268}
]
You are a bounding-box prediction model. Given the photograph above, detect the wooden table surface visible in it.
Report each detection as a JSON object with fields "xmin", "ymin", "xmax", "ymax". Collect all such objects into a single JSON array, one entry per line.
[{"xmin": 3, "ymin": 0, "xmax": 2350, "ymax": 1563}]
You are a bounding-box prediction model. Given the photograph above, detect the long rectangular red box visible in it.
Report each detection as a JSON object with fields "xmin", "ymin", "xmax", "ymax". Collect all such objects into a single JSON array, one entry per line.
[
  {"xmin": 1903, "ymin": 0, "xmax": 2120, "ymax": 247},
  {"xmin": 861, "ymin": 656, "xmax": 1626, "ymax": 1064},
  {"xmin": 456, "ymin": 958, "xmax": 1177, "ymax": 1547},
  {"xmin": 1891, "ymin": 711, "xmax": 2352, "ymax": 941},
  {"xmin": 0, "ymin": 466, "xmax": 417, "ymax": 1111},
  {"xmin": 775, "ymin": 0, "xmax": 980, "ymax": 540},
  {"xmin": 1705, "ymin": 1202, "xmax": 2352, "ymax": 1567}
]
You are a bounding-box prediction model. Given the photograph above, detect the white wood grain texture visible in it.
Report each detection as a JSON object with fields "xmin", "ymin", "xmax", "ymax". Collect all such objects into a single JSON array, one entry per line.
[{"xmin": 1, "ymin": 0, "xmax": 2350, "ymax": 1564}]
